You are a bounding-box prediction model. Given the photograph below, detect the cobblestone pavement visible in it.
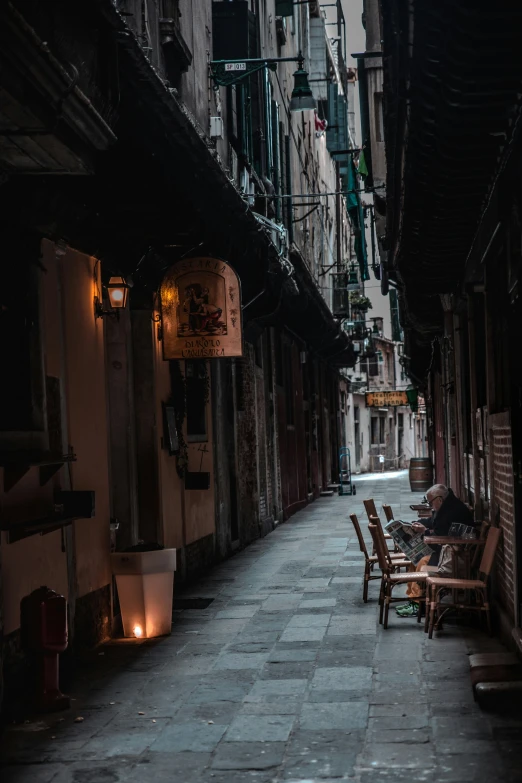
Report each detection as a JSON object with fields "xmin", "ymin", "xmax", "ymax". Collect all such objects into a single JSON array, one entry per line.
[{"xmin": 2, "ymin": 471, "xmax": 522, "ymax": 782}]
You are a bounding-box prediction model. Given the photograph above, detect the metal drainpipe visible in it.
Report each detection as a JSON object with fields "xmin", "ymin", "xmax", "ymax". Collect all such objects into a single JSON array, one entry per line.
[
  {"xmin": 335, "ymin": 162, "xmax": 342, "ymax": 271},
  {"xmin": 285, "ymin": 135, "xmax": 294, "ymax": 245}
]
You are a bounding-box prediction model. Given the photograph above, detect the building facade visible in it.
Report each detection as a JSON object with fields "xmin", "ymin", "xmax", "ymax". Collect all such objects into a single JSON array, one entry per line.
[
  {"xmin": 381, "ymin": 0, "xmax": 522, "ymax": 651},
  {"xmin": 0, "ymin": 0, "xmax": 366, "ymax": 709}
]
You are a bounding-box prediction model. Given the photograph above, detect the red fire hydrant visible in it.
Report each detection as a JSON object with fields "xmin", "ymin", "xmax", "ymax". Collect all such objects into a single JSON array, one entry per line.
[{"xmin": 21, "ymin": 587, "xmax": 70, "ymax": 712}]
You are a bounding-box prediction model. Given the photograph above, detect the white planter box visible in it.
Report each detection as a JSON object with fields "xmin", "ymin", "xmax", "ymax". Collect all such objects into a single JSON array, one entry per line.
[{"xmin": 111, "ymin": 549, "xmax": 176, "ymax": 639}]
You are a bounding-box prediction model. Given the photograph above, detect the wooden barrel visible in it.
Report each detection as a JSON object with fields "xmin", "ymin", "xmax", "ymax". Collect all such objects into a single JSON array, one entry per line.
[{"xmin": 409, "ymin": 458, "xmax": 433, "ymax": 492}]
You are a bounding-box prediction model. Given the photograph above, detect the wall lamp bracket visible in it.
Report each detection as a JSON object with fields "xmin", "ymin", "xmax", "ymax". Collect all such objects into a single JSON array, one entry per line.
[
  {"xmin": 210, "ymin": 54, "xmax": 316, "ymax": 111},
  {"xmin": 94, "ymin": 276, "xmax": 130, "ymax": 320}
]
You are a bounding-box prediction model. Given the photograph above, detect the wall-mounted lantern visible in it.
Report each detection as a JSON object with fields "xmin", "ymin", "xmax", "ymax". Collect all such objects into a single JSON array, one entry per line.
[
  {"xmin": 289, "ymin": 60, "xmax": 317, "ymax": 112},
  {"xmin": 95, "ymin": 275, "xmax": 130, "ymax": 319},
  {"xmin": 210, "ymin": 53, "xmax": 316, "ymax": 113},
  {"xmin": 107, "ymin": 276, "xmax": 129, "ymax": 310}
]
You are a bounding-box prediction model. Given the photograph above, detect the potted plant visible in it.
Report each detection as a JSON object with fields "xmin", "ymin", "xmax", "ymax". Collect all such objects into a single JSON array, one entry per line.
[{"xmin": 349, "ymin": 292, "xmax": 372, "ymax": 312}]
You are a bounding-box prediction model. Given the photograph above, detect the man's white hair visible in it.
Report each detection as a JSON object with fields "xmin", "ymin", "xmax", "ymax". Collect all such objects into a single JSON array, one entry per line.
[{"xmin": 427, "ymin": 484, "xmax": 449, "ymax": 499}]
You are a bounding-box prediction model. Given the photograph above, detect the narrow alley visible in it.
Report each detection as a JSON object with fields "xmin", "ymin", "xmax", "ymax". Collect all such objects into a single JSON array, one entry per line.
[{"xmin": 2, "ymin": 472, "xmax": 521, "ymax": 783}]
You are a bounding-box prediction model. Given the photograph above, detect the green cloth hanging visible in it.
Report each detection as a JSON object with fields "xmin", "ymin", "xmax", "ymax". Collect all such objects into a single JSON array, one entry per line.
[
  {"xmin": 406, "ymin": 388, "xmax": 418, "ymax": 413},
  {"xmin": 358, "ymin": 150, "xmax": 369, "ymax": 178}
]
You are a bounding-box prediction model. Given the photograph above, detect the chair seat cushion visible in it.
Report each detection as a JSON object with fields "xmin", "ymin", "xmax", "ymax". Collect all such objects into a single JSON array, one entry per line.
[
  {"xmin": 426, "ymin": 577, "xmax": 485, "ymax": 588},
  {"xmin": 387, "ymin": 572, "xmax": 429, "ymax": 584}
]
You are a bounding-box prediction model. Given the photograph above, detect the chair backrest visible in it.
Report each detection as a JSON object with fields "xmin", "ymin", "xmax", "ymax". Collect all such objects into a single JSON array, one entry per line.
[
  {"xmin": 369, "ymin": 523, "xmax": 390, "ymax": 574},
  {"xmin": 479, "ymin": 526, "xmax": 502, "ymax": 578},
  {"xmin": 472, "ymin": 520, "xmax": 490, "ymax": 569},
  {"xmin": 369, "ymin": 514, "xmax": 394, "ymax": 568},
  {"xmin": 364, "ymin": 499, "xmax": 378, "ymax": 520},
  {"xmin": 349, "ymin": 514, "xmax": 369, "ymax": 559},
  {"xmin": 382, "ymin": 504, "xmax": 394, "ymax": 523}
]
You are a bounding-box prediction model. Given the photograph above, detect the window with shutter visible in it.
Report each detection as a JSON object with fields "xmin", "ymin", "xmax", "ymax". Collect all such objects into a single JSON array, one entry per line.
[{"xmin": 331, "ymin": 273, "xmax": 349, "ymax": 317}]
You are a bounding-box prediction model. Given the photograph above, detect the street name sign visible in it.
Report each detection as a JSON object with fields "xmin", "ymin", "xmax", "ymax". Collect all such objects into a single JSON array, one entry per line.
[{"xmin": 225, "ymin": 63, "xmax": 247, "ymax": 72}]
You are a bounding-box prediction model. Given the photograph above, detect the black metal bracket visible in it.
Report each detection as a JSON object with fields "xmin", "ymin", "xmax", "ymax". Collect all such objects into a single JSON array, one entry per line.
[{"xmin": 210, "ymin": 55, "xmax": 301, "ymax": 88}]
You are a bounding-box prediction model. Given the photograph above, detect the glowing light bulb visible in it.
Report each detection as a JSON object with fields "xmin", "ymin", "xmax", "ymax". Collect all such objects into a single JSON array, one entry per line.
[
  {"xmin": 133, "ymin": 624, "xmax": 143, "ymax": 638},
  {"xmin": 111, "ymin": 289, "xmax": 124, "ymax": 302}
]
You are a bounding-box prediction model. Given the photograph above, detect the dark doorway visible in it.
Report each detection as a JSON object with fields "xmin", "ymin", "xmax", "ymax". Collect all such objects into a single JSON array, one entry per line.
[{"xmin": 354, "ymin": 406, "xmax": 361, "ymax": 469}]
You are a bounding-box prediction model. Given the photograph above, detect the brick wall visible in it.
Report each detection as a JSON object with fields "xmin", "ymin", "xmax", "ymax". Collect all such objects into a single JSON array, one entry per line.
[{"xmin": 490, "ymin": 415, "xmax": 516, "ymax": 621}]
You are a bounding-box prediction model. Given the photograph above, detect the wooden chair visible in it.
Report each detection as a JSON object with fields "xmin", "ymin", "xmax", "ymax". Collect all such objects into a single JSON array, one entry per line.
[
  {"xmin": 369, "ymin": 515, "xmax": 412, "ymax": 570},
  {"xmin": 369, "ymin": 520, "xmax": 428, "ymax": 629},
  {"xmin": 382, "ymin": 504, "xmax": 401, "ymax": 552},
  {"xmin": 349, "ymin": 514, "xmax": 408, "ymax": 603},
  {"xmin": 471, "ymin": 520, "xmax": 490, "ymax": 570},
  {"xmin": 382, "ymin": 504, "xmax": 394, "ymax": 523},
  {"xmin": 425, "ymin": 526, "xmax": 501, "ymax": 639},
  {"xmin": 363, "ymin": 499, "xmax": 378, "ymax": 519},
  {"xmin": 364, "ymin": 498, "xmax": 394, "ymax": 551},
  {"xmin": 349, "ymin": 513, "xmax": 382, "ymax": 603}
]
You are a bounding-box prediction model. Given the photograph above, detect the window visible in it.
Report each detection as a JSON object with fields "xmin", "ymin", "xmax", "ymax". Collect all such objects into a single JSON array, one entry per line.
[
  {"xmin": 398, "ymin": 413, "xmax": 404, "ymax": 429},
  {"xmin": 368, "ymin": 354, "xmax": 379, "ymax": 377},
  {"xmin": 387, "ymin": 353, "xmax": 393, "ymax": 383},
  {"xmin": 377, "ymin": 351, "xmax": 384, "ymax": 381},
  {"xmin": 371, "ymin": 417, "xmax": 379, "ymax": 445},
  {"xmin": 185, "ymin": 360, "xmax": 208, "ymax": 441},
  {"xmin": 0, "ymin": 245, "xmax": 47, "ymax": 448},
  {"xmin": 379, "ymin": 417, "xmax": 385, "ymax": 444}
]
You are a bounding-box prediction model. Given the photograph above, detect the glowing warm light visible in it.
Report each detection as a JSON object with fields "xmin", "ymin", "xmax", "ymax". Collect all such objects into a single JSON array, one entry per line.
[
  {"xmin": 133, "ymin": 624, "xmax": 143, "ymax": 638},
  {"xmin": 107, "ymin": 276, "xmax": 129, "ymax": 309}
]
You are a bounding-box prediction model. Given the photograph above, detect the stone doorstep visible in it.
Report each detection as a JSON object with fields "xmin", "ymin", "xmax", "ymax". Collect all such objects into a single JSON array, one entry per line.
[
  {"xmin": 469, "ymin": 651, "xmax": 522, "ymax": 695},
  {"xmin": 469, "ymin": 653, "xmax": 520, "ymax": 668},
  {"xmin": 475, "ymin": 681, "xmax": 522, "ymax": 698}
]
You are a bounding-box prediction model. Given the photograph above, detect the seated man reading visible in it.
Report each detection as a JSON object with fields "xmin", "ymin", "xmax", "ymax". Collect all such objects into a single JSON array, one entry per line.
[{"xmin": 396, "ymin": 483, "xmax": 476, "ymax": 617}]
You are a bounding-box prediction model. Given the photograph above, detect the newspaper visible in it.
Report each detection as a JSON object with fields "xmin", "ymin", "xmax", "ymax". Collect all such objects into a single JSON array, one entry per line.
[{"xmin": 384, "ymin": 519, "xmax": 433, "ymax": 565}]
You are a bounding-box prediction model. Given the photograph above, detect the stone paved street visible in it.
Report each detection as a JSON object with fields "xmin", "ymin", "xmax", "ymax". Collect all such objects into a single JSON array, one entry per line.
[{"xmin": 2, "ymin": 471, "xmax": 522, "ymax": 783}]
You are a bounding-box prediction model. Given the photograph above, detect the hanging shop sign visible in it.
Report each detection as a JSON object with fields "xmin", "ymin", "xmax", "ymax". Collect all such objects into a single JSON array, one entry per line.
[
  {"xmin": 365, "ymin": 390, "xmax": 408, "ymax": 407},
  {"xmin": 160, "ymin": 257, "xmax": 242, "ymax": 360}
]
